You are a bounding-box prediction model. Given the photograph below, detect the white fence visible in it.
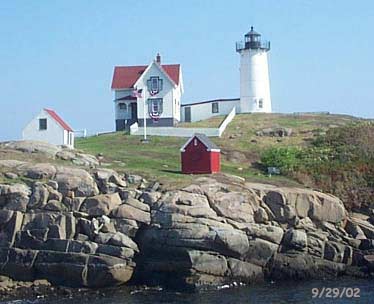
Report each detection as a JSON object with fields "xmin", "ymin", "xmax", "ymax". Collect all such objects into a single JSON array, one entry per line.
[
  {"xmin": 218, "ymin": 107, "xmax": 236, "ymax": 137},
  {"xmin": 130, "ymin": 107, "xmax": 236, "ymax": 138}
]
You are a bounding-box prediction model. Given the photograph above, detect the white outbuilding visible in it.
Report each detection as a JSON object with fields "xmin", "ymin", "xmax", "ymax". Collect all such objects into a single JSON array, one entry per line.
[{"xmin": 22, "ymin": 108, "xmax": 74, "ymax": 148}]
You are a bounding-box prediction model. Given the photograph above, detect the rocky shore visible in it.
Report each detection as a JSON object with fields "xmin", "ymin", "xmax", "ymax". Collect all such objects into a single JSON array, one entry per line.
[{"xmin": 0, "ymin": 141, "xmax": 373, "ymax": 296}]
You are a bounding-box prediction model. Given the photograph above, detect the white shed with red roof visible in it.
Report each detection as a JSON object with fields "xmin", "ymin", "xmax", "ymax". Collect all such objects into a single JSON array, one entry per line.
[
  {"xmin": 111, "ymin": 53, "xmax": 184, "ymax": 131},
  {"xmin": 22, "ymin": 108, "xmax": 74, "ymax": 148}
]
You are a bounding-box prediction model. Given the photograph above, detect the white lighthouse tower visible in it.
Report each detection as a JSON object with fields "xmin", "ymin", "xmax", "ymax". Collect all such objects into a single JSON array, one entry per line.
[{"xmin": 236, "ymin": 27, "xmax": 272, "ymax": 113}]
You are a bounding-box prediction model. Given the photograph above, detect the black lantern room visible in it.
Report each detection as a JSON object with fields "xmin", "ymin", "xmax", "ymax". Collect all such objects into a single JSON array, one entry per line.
[{"xmin": 236, "ymin": 26, "xmax": 270, "ymax": 52}]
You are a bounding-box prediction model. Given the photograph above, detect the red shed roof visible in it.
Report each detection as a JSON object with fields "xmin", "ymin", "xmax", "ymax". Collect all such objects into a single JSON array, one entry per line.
[
  {"xmin": 111, "ymin": 64, "xmax": 180, "ymax": 89},
  {"xmin": 180, "ymin": 133, "xmax": 220, "ymax": 152},
  {"xmin": 44, "ymin": 108, "xmax": 73, "ymax": 132}
]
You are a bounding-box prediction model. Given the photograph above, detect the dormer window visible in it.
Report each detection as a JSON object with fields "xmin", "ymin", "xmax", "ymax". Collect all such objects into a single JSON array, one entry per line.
[{"xmin": 147, "ymin": 77, "xmax": 163, "ymax": 94}]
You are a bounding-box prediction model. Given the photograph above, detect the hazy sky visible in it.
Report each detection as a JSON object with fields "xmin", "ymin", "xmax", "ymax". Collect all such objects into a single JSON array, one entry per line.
[{"xmin": 1, "ymin": 0, "xmax": 373, "ymax": 141}]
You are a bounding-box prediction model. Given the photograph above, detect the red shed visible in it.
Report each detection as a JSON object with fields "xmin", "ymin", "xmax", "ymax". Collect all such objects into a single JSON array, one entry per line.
[{"xmin": 181, "ymin": 133, "xmax": 221, "ymax": 174}]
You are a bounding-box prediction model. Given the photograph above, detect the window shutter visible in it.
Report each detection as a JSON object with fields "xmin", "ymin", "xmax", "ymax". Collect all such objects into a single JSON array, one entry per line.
[
  {"xmin": 147, "ymin": 99, "xmax": 151, "ymax": 114},
  {"xmin": 159, "ymin": 99, "xmax": 163, "ymax": 114}
]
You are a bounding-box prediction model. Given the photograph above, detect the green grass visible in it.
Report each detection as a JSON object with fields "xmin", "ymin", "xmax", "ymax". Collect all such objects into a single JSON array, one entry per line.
[{"xmin": 76, "ymin": 113, "xmax": 365, "ymax": 188}]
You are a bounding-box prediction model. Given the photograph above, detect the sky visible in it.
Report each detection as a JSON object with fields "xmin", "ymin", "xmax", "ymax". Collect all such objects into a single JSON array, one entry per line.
[{"xmin": 0, "ymin": 0, "xmax": 373, "ymax": 141}]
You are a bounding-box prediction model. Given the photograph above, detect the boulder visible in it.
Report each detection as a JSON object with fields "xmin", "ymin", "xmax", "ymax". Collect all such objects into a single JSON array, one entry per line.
[
  {"xmin": 126, "ymin": 197, "xmax": 150, "ymax": 212},
  {"xmin": 126, "ymin": 174, "xmax": 143, "ymax": 185},
  {"xmin": 94, "ymin": 169, "xmax": 127, "ymax": 187},
  {"xmin": 108, "ymin": 232, "xmax": 139, "ymax": 252},
  {"xmin": 0, "ymin": 211, "xmax": 23, "ymax": 247},
  {"xmin": 323, "ymin": 241, "xmax": 346, "ymax": 263},
  {"xmin": 56, "ymin": 150, "xmax": 75, "ymax": 161},
  {"xmin": 44, "ymin": 200, "xmax": 68, "ymax": 212},
  {"xmin": 345, "ymin": 219, "xmax": 366, "ymax": 239},
  {"xmin": 141, "ymin": 191, "xmax": 162, "ymax": 205},
  {"xmin": 188, "ymin": 250, "xmax": 228, "ymax": 277},
  {"xmin": 267, "ymin": 253, "xmax": 346, "ymax": 280},
  {"xmin": 54, "ymin": 167, "xmax": 99, "ymax": 197},
  {"xmin": 4, "ymin": 172, "xmax": 18, "ymax": 179},
  {"xmin": 254, "ymin": 207, "xmax": 269, "ymax": 224},
  {"xmin": 29, "ymin": 183, "xmax": 49, "ymax": 209},
  {"xmin": 63, "ymin": 197, "xmax": 85, "ymax": 212},
  {"xmin": 214, "ymin": 228, "xmax": 249, "ymax": 257},
  {"xmin": 1, "ymin": 141, "xmax": 60, "ymax": 157},
  {"xmin": 21, "ymin": 163, "xmax": 56, "ymax": 179},
  {"xmin": 209, "ymin": 192, "xmax": 258, "ymax": 223},
  {"xmin": 263, "ymin": 191, "xmax": 290, "ymax": 223},
  {"xmin": 309, "ymin": 194, "xmax": 346, "ymax": 223},
  {"xmin": 156, "ymin": 191, "xmax": 216, "ymax": 219},
  {"xmin": 0, "ymin": 184, "xmax": 31, "ymax": 212},
  {"xmin": 81, "ymin": 193, "xmax": 121, "ymax": 216},
  {"xmin": 111, "ymin": 204, "xmax": 151, "ymax": 224},
  {"xmin": 72, "ymin": 153, "xmax": 99, "ymax": 167},
  {"xmin": 244, "ymin": 238, "xmax": 279, "ymax": 267},
  {"xmin": 0, "ymin": 160, "xmax": 27, "ymax": 169},
  {"xmin": 243, "ymin": 224, "xmax": 284, "ymax": 245},
  {"xmin": 256, "ymin": 127, "xmax": 293, "ymax": 137},
  {"xmin": 282, "ymin": 229, "xmax": 307, "ymax": 250},
  {"xmin": 349, "ymin": 216, "xmax": 374, "ymax": 239},
  {"xmin": 227, "ymin": 258, "xmax": 264, "ymax": 283},
  {"xmin": 96, "ymin": 244, "xmax": 135, "ymax": 259}
]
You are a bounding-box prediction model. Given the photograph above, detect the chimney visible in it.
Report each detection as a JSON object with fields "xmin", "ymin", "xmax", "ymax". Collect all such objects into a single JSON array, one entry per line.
[{"xmin": 156, "ymin": 53, "xmax": 161, "ymax": 64}]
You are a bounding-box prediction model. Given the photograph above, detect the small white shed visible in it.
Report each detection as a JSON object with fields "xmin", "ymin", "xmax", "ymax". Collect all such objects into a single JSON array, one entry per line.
[{"xmin": 22, "ymin": 108, "xmax": 74, "ymax": 148}]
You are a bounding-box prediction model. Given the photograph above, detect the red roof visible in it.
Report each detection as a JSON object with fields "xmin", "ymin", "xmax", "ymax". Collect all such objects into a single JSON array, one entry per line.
[
  {"xmin": 111, "ymin": 64, "xmax": 180, "ymax": 89},
  {"xmin": 44, "ymin": 108, "xmax": 73, "ymax": 132}
]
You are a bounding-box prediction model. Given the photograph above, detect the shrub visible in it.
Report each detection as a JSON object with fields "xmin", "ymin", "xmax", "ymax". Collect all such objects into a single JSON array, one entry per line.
[{"xmin": 261, "ymin": 147, "xmax": 302, "ymax": 172}]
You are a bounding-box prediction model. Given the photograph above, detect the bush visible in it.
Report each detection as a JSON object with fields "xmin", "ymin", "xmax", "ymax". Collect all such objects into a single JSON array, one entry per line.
[
  {"xmin": 260, "ymin": 123, "xmax": 374, "ymax": 211},
  {"xmin": 261, "ymin": 147, "xmax": 302, "ymax": 172}
]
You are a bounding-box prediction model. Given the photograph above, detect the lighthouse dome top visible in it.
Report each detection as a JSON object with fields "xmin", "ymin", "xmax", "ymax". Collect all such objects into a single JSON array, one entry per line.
[
  {"xmin": 236, "ymin": 26, "xmax": 270, "ymax": 52},
  {"xmin": 245, "ymin": 26, "xmax": 261, "ymax": 37}
]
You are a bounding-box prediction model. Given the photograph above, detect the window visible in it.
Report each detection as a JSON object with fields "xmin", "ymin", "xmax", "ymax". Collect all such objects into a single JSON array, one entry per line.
[
  {"xmin": 119, "ymin": 103, "xmax": 127, "ymax": 110},
  {"xmin": 194, "ymin": 139, "xmax": 198, "ymax": 146},
  {"xmin": 259, "ymin": 99, "xmax": 263, "ymax": 109},
  {"xmin": 148, "ymin": 98, "xmax": 163, "ymax": 114},
  {"xmin": 212, "ymin": 102, "xmax": 219, "ymax": 113},
  {"xmin": 147, "ymin": 77, "xmax": 163, "ymax": 93},
  {"xmin": 39, "ymin": 118, "xmax": 47, "ymax": 130}
]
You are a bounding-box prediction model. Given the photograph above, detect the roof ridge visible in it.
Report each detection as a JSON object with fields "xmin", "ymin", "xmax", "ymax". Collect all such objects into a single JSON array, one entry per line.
[{"xmin": 44, "ymin": 108, "xmax": 73, "ymax": 132}]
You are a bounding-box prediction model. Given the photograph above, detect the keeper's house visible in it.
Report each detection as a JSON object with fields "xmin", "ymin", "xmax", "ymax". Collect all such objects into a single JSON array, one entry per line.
[
  {"xmin": 22, "ymin": 108, "xmax": 74, "ymax": 148},
  {"xmin": 111, "ymin": 54, "xmax": 184, "ymax": 131}
]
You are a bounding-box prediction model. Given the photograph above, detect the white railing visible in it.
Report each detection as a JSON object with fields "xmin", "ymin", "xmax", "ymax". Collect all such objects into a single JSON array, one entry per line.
[{"xmin": 218, "ymin": 107, "xmax": 236, "ymax": 137}]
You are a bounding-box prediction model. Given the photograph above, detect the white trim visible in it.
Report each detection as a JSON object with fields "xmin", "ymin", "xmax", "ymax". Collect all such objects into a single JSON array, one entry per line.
[
  {"xmin": 44, "ymin": 109, "xmax": 65, "ymax": 131},
  {"xmin": 134, "ymin": 61, "xmax": 177, "ymax": 89},
  {"xmin": 180, "ymin": 136, "xmax": 196, "ymax": 152},
  {"xmin": 154, "ymin": 61, "xmax": 178, "ymax": 88},
  {"xmin": 180, "ymin": 135, "xmax": 220, "ymax": 152}
]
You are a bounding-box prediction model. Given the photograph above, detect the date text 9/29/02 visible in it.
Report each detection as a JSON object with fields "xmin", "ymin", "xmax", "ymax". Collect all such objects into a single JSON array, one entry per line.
[{"xmin": 312, "ymin": 287, "xmax": 360, "ymax": 298}]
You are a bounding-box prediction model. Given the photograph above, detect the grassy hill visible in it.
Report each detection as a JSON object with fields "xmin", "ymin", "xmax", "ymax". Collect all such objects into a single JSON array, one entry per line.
[{"xmin": 76, "ymin": 113, "xmax": 365, "ymax": 189}]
